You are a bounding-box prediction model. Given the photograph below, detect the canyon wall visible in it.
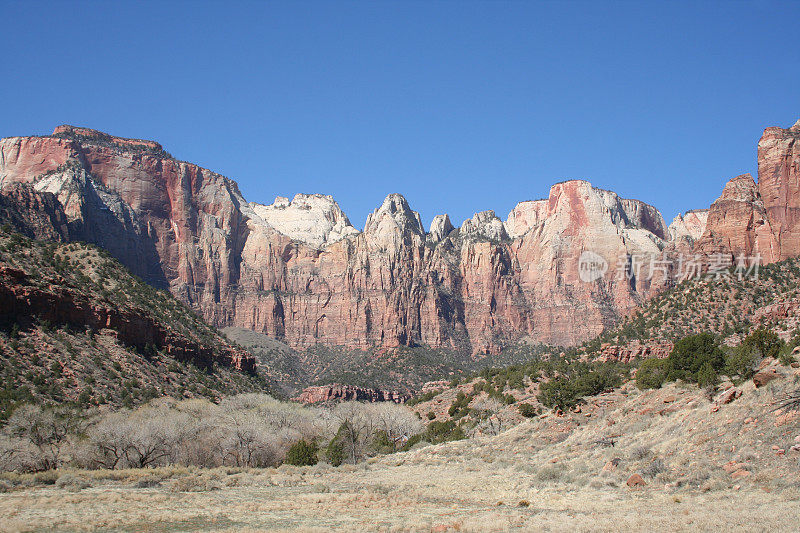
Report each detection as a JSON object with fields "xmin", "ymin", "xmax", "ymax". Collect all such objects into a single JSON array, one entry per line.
[{"xmin": 1, "ymin": 120, "xmax": 798, "ymax": 353}]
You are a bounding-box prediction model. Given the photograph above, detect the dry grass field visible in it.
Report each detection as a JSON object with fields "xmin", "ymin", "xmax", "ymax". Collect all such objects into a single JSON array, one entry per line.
[
  {"xmin": 2, "ymin": 368, "xmax": 800, "ymax": 532},
  {"xmin": 1, "ymin": 466, "xmax": 798, "ymax": 532}
]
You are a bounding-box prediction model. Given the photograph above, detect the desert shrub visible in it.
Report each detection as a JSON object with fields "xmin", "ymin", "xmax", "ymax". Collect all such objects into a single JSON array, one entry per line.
[
  {"xmin": 636, "ymin": 358, "xmax": 668, "ymax": 389},
  {"xmin": 33, "ymin": 470, "xmax": 59, "ymax": 485},
  {"xmin": 534, "ymin": 357, "xmax": 628, "ymax": 411},
  {"xmin": 666, "ymin": 333, "xmax": 725, "ymax": 385},
  {"xmin": 424, "ymin": 420, "xmax": 465, "ymax": 444},
  {"xmin": 537, "ymin": 378, "xmax": 578, "ymax": 410},
  {"xmin": 285, "ymin": 439, "xmax": 318, "ymax": 466},
  {"xmin": 56, "ymin": 473, "xmax": 90, "ymax": 491},
  {"xmin": 371, "ymin": 429, "xmax": 395, "ymax": 454},
  {"xmin": 725, "ymin": 344, "xmax": 760, "ymax": 379},
  {"xmin": 406, "ymin": 390, "xmax": 439, "ymax": 407},
  {"xmin": 517, "ymin": 403, "xmax": 538, "ymax": 418},
  {"xmin": 325, "ymin": 436, "xmax": 345, "ymax": 467},
  {"xmin": 642, "ymin": 458, "xmax": 666, "ymax": 478},
  {"xmin": 135, "ymin": 476, "xmax": 162, "ymax": 488},
  {"xmin": 630, "ymin": 446, "xmax": 650, "ymax": 460},
  {"xmin": 696, "ymin": 362, "xmax": 718, "ymax": 388},
  {"xmin": 448, "ymin": 392, "xmax": 472, "ymax": 418},
  {"xmin": 535, "ymin": 464, "xmax": 565, "ymax": 482},
  {"xmin": 741, "ymin": 328, "xmax": 782, "ymax": 359}
]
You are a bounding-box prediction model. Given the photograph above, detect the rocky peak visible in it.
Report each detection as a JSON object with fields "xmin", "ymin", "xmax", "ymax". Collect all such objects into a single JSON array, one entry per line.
[
  {"xmin": 364, "ymin": 193, "xmax": 424, "ymax": 247},
  {"xmin": 428, "ymin": 214, "xmax": 454, "ymax": 243},
  {"xmin": 791, "ymin": 119, "xmax": 800, "ymax": 132},
  {"xmin": 250, "ymin": 193, "xmax": 359, "ymax": 248},
  {"xmin": 721, "ymin": 173, "xmax": 761, "ymax": 201},
  {"xmin": 460, "ymin": 210, "xmax": 508, "ymax": 242},
  {"xmin": 694, "ymin": 173, "xmax": 779, "ymax": 262},
  {"xmin": 545, "ymin": 180, "xmax": 667, "ymax": 239},
  {"xmin": 505, "ymin": 199, "xmax": 548, "ymax": 239},
  {"xmin": 668, "ymin": 209, "xmax": 709, "ymax": 243}
]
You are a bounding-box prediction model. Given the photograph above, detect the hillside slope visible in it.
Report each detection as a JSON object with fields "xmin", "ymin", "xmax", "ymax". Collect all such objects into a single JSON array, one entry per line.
[
  {"xmin": 593, "ymin": 256, "xmax": 800, "ymax": 352},
  {"xmin": 0, "ymin": 230, "xmax": 263, "ymax": 419},
  {"xmin": 2, "ymin": 361, "xmax": 799, "ymax": 531}
]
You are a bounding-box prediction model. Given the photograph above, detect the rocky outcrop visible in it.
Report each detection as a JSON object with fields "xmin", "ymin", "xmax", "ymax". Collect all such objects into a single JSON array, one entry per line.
[
  {"xmin": 505, "ymin": 199, "xmax": 548, "ymax": 239},
  {"xmin": 294, "ymin": 384, "xmax": 410, "ymax": 404},
  {"xmin": 428, "ymin": 214, "xmax": 454, "ymax": 244},
  {"xmin": 0, "ymin": 262, "xmax": 254, "ymax": 373},
  {"xmin": 683, "ymin": 120, "xmax": 799, "ymax": 264},
  {"xmin": 595, "ymin": 341, "xmax": 673, "ymax": 364},
  {"xmin": 668, "ymin": 209, "xmax": 708, "ymax": 244},
  {"xmin": 758, "ymin": 120, "xmax": 800, "ymax": 260},
  {"xmin": 460, "ymin": 210, "xmax": 509, "ymax": 242},
  {"xmin": 1, "ymin": 120, "xmax": 798, "ymax": 355},
  {"xmin": 250, "ymin": 194, "xmax": 359, "ymax": 248},
  {"xmin": 0, "ymin": 183, "xmax": 72, "ymax": 241},
  {"xmin": 694, "ymin": 174, "xmax": 779, "ymax": 262}
]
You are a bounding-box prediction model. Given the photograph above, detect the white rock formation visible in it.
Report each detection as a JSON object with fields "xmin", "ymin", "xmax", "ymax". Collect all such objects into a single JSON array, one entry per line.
[
  {"xmin": 249, "ymin": 193, "xmax": 359, "ymax": 248},
  {"xmin": 505, "ymin": 199, "xmax": 549, "ymax": 238},
  {"xmin": 668, "ymin": 209, "xmax": 709, "ymax": 243},
  {"xmin": 428, "ymin": 214, "xmax": 454, "ymax": 243},
  {"xmin": 460, "ymin": 210, "xmax": 509, "ymax": 242},
  {"xmin": 364, "ymin": 193, "xmax": 425, "ymax": 250}
]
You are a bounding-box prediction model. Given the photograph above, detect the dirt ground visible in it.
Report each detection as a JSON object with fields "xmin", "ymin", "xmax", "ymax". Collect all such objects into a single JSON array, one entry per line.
[
  {"xmin": 0, "ymin": 463, "xmax": 798, "ymax": 532},
  {"xmin": 2, "ymin": 374, "xmax": 799, "ymax": 532}
]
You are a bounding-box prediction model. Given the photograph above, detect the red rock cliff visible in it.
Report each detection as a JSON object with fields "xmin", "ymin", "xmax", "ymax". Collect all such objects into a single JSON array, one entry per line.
[{"xmin": 1, "ymin": 121, "xmax": 797, "ymax": 353}]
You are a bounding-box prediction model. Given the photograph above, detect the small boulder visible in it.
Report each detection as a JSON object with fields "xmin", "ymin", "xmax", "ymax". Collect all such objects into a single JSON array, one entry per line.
[
  {"xmin": 626, "ymin": 473, "xmax": 646, "ymax": 487},
  {"xmin": 731, "ymin": 469, "xmax": 751, "ymax": 479},
  {"xmin": 602, "ymin": 458, "xmax": 621, "ymax": 472},
  {"xmin": 753, "ymin": 371, "xmax": 779, "ymax": 388},
  {"xmin": 722, "ymin": 461, "xmax": 748, "ymax": 474},
  {"xmin": 715, "ymin": 388, "xmax": 741, "ymax": 405}
]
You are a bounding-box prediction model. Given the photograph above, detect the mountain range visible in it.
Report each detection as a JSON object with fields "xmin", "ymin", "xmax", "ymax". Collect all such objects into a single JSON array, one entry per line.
[{"xmin": 0, "ymin": 119, "xmax": 798, "ymax": 358}]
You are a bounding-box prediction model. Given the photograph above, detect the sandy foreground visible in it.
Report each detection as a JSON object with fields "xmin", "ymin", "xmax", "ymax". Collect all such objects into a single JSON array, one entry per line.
[
  {"xmin": 3, "ymin": 379, "xmax": 800, "ymax": 532},
  {"xmin": 0, "ymin": 458, "xmax": 798, "ymax": 532}
]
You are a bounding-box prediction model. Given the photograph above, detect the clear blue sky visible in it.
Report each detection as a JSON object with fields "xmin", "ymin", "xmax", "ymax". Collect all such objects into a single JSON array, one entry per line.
[{"xmin": 3, "ymin": 1, "xmax": 799, "ymax": 229}]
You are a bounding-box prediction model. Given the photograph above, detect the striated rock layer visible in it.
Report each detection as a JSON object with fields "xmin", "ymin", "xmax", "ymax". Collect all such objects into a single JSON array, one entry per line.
[
  {"xmin": 294, "ymin": 384, "xmax": 410, "ymax": 404},
  {"xmin": 687, "ymin": 120, "xmax": 800, "ymax": 263},
  {"xmin": 758, "ymin": 120, "xmax": 800, "ymax": 260},
  {"xmin": 1, "ymin": 120, "xmax": 798, "ymax": 354}
]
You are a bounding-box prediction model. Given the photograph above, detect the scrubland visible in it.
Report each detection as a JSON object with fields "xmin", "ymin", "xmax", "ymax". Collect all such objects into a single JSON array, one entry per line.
[{"xmin": 2, "ymin": 368, "xmax": 799, "ymax": 532}]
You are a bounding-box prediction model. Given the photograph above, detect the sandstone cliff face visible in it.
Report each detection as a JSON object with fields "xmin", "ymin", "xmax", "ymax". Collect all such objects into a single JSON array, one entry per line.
[
  {"xmin": 2, "ymin": 121, "xmax": 797, "ymax": 354},
  {"xmin": 758, "ymin": 120, "xmax": 800, "ymax": 260},
  {"xmin": 250, "ymin": 194, "xmax": 359, "ymax": 248},
  {"xmin": 668, "ymin": 210, "xmax": 708, "ymax": 244},
  {"xmin": 685, "ymin": 120, "xmax": 800, "ymax": 263},
  {"xmin": 508, "ymin": 180, "xmax": 669, "ymax": 346},
  {"xmin": 0, "ymin": 183, "xmax": 72, "ymax": 241},
  {"xmin": 694, "ymin": 174, "xmax": 779, "ymax": 262},
  {"xmin": 294, "ymin": 384, "xmax": 410, "ymax": 404}
]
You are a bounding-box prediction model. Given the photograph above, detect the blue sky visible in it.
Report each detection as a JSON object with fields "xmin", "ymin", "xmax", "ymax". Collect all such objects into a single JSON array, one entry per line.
[{"xmin": 2, "ymin": 1, "xmax": 799, "ymax": 229}]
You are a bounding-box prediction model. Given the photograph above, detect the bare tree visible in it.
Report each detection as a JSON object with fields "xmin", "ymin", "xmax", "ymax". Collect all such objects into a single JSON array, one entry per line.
[{"xmin": 6, "ymin": 405, "xmax": 81, "ymax": 471}]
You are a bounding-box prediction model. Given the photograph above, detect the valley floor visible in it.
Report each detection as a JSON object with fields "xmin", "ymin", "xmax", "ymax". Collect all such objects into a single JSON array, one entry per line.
[
  {"xmin": 3, "ymin": 373, "xmax": 800, "ymax": 531},
  {"xmin": 0, "ymin": 463, "xmax": 797, "ymax": 532}
]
